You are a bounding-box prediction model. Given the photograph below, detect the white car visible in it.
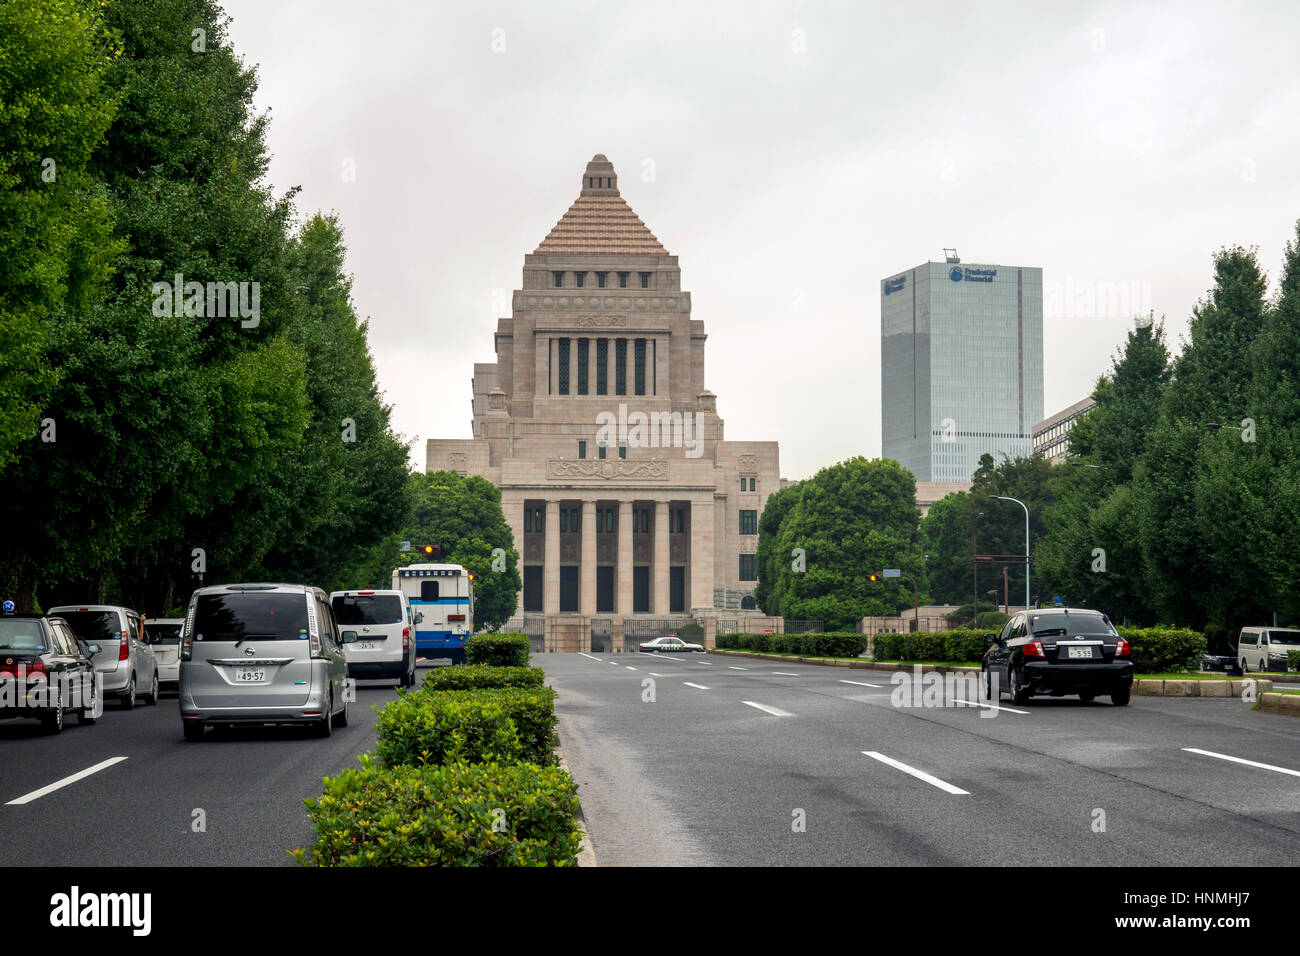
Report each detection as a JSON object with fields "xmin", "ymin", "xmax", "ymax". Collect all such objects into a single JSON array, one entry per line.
[
  {"xmin": 638, "ymin": 636, "xmax": 704, "ymax": 653},
  {"xmin": 1238, "ymin": 627, "xmax": 1300, "ymax": 674},
  {"xmin": 143, "ymin": 617, "xmax": 184, "ymax": 690},
  {"xmin": 330, "ymin": 589, "xmax": 417, "ymax": 687}
]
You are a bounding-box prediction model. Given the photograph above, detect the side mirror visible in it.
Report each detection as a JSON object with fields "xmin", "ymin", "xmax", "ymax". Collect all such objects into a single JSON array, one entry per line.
[
  {"xmin": 984, "ymin": 633, "xmax": 998, "ymax": 645},
  {"xmin": 413, "ymin": 611, "xmax": 424, "ymax": 624},
  {"xmin": 340, "ymin": 631, "xmax": 358, "ymax": 644},
  {"xmin": 88, "ymin": 644, "xmax": 101, "ymax": 656}
]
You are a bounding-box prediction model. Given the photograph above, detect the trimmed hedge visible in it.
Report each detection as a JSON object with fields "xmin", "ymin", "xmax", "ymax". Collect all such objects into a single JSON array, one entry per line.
[
  {"xmin": 1119, "ymin": 627, "xmax": 1204, "ymax": 673},
  {"xmin": 715, "ymin": 632, "xmax": 866, "ymax": 657},
  {"xmin": 422, "ymin": 665, "xmax": 545, "ymax": 692},
  {"xmin": 871, "ymin": 629, "xmax": 989, "ymax": 663},
  {"xmin": 465, "ymin": 633, "xmax": 530, "ymax": 667},
  {"xmin": 376, "ymin": 686, "xmax": 557, "ymax": 768},
  {"xmin": 1289, "ymin": 650, "xmax": 1300, "ymax": 672},
  {"xmin": 298, "ymin": 755, "xmax": 582, "ymax": 866}
]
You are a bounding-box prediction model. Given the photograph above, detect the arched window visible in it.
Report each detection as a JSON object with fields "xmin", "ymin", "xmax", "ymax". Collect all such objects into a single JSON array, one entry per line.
[{"xmin": 741, "ymin": 595, "xmax": 756, "ymax": 610}]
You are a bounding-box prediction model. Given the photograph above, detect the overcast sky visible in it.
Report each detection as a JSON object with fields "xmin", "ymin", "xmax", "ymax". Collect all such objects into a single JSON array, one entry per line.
[{"xmin": 220, "ymin": 0, "xmax": 1300, "ymax": 482}]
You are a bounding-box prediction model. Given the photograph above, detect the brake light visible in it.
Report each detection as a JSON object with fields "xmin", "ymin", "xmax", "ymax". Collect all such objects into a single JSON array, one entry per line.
[
  {"xmin": 358, "ymin": 590, "xmax": 374, "ymax": 595},
  {"xmin": 1115, "ymin": 638, "xmax": 1131, "ymax": 658},
  {"xmin": 181, "ymin": 632, "xmax": 193, "ymax": 661},
  {"xmin": 448, "ymin": 614, "xmax": 465, "ymax": 622},
  {"xmin": 402, "ymin": 627, "xmax": 410, "ymax": 652},
  {"xmin": 309, "ymin": 632, "xmax": 323, "ymax": 659},
  {"xmin": 1023, "ymin": 640, "xmax": 1045, "ymax": 659},
  {"xmin": 119, "ymin": 639, "xmax": 129, "ymax": 661}
]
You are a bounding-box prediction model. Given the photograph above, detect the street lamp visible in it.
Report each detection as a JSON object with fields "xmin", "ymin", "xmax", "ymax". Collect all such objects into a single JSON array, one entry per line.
[
  {"xmin": 972, "ymin": 511, "xmax": 984, "ymax": 626},
  {"xmin": 991, "ymin": 495, "xmax": 1030, "ymax": 610}
]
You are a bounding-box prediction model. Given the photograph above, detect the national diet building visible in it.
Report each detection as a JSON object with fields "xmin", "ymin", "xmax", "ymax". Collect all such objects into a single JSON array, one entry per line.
[{"xmin": 426, "ymin": 155, "xmax": 783, "ymax": 645}]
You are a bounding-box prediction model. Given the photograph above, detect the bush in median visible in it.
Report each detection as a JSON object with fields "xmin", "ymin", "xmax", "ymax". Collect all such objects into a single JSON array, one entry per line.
[
  {"xmin": 422, "ymin": 664, "xmax": 545, "ymax": 692},
  {"xmin": 377, "ymin": 686, "xmax": 557, "ymax": 768},
  {"xmin": 298, "ymin": 755, "xmax": 582, "ymax": 866},
  {"xmin": 1117, "ymin": 627, "xmax": 1204, "ymax": 673},
  {"xmin": 465, "ymin": 633, "xmax": 530, "ymax": 667},
  {"xmin": 715, "ymin": 632, "xmax": 866, "ymax": 657},
  {"xmin": 1288, "ymin": 650, "xmax": 1300, "ymax": 672}
]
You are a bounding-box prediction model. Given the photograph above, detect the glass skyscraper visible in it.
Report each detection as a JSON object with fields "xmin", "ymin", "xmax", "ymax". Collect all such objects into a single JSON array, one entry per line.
[{"xmin": 881, "ymin": 260, "xmax": 1043, "ymax": 483}]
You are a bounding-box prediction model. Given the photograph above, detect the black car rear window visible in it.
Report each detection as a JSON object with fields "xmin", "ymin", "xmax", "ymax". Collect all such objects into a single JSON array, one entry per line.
[
  {"xmin": 0, "ymin": 619, "xmax": 46, "ymax": 652},
  {"xmin": 332, "ymin": 594, "xmax": 402, "ymax": 626},
  {"xmin": 57, "ymin": 611, "xmax": 121, "ymax": 643},
  {"xmin": 193, "ymin": 592, "xmax": 309, "ymax": 642},
  {"xmin": 143, "ymin": 623, "xmax": 182, "ymax": 644},
  {"xmin": 1027, "ymin": 612, "xmax": 1116, "ymax": 638}
]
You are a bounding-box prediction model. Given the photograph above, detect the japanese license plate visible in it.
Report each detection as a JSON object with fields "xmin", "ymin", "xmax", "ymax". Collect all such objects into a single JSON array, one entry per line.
[
  {"xmin": 236, "ymin": 665, "xmax": 267, "ymax": 683},
  {"xmin": 1067, "ymin": 646, "xmax": 1093, "ymax": 659}
]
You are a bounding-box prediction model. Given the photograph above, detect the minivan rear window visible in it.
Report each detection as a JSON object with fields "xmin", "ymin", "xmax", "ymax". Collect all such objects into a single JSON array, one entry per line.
[
  {"xmin": 57, "ymin": 611, "xmax": 122, "ymax": 643},
  {"xmin": 332, "ymin": 594, "xmax": 402, "ymax": 626},
  {"xmin": 193, "ymin": 592, "xmax": 309, "ymax": 642},
  {"xmin": 143, "ymin": 623, "xmax": 182, "ymax": 644}
]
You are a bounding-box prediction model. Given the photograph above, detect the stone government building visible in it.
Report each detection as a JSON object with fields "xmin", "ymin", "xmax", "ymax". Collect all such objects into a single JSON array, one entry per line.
[{"xmin": 426, "ymin": 155, "xmax": 785, "ymax": 649}]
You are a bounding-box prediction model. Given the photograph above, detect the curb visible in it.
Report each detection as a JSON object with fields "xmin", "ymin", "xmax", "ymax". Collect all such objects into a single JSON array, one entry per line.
[
  {"xmin": 552, "ymin": 731, "xmax": 597, "ymax": 868},
  {"xmin": 1258, "ymin": 692, "xmax": 1300, "ymax": 717},
  {"xmin": 709, "ymin": 649, "xmax": 980, "ymax": 675},
  {"xmin": 1135, "ymin": 678, "xmax": 1273, "ymax": 697}
]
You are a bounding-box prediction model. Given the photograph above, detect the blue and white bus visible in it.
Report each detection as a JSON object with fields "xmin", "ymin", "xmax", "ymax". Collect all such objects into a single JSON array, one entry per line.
[{"xmin": 392, "ymin": 564, "xmax": 474, "ymax": 664}]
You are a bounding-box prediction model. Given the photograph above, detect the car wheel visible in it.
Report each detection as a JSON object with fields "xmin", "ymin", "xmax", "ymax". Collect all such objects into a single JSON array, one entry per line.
[
  {"xmin": 144, "ymin": 670, "xmax": 159, "ymax": 705},
  {"xmin": 120, "ymin": 673, "xmax": 137, "ymax": 710},
  {"xmin": 182, "ymin": 720, "xmax": 204, "ymax": 742},
  {"xmin": 1240, "ymin": 660, "xmax": 1248, "ymax": 674},
  {"xmin": 41, "ymin": 687, "xmax": 64, "ymax": 735},
  {"xmin": 1111, "ymin": 685, "xmax": 1131, "ymax": 707},
  {"xmin": 78, "ymin": 681, "xmax": 98, "ymax": 725},
  {"xmin": 335, "ymin": 694, "xmax": 350, "ymax": 728},
  {"xmin": 316, "ymin": 694, "xmax": 333, "ymax": 737},
  {"xmin": 1009, "ymin": 667, "xmax": 1030, "ymax": 705}
]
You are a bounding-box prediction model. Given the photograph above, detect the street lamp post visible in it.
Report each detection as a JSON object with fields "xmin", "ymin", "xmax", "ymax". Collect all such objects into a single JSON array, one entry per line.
[
  {"xmin": 972, "ymin": 511, "xmax": 984, "ymax": 626},
  {"xmin": 992, "ymin": 495, "xmax": 1030, "ymax": 610}
]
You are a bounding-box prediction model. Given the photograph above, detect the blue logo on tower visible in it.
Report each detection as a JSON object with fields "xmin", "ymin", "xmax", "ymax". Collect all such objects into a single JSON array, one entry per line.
[
  {"xmin": 950, "ymin": 266, "xmax": 997, "ymax": 283},
  {"xmin": 949, "ymin": 267, "xmax": 963, "ymax": 282},
  {"xmin": 884, "ymin": 276, "xmax": 906, "ymax": 295},
  {"xmin": 1, "ymin": 600, "xmax": 14, "ymax": 615}
]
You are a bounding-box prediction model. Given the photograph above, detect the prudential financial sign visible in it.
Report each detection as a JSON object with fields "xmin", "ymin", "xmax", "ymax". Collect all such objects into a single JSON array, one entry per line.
[
  {"xmin": 883, "ymin": 276, "xmax": 906, "ymax": 295},
  {"xmin": 949, "ymin": 266, "xmax": 997, "ymax": 283}
]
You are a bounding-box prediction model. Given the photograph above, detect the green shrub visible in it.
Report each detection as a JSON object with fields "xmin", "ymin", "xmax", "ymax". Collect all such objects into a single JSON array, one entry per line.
[
  {"xmin": 872, "ymin": 629, "xmax": 985, "ymax": 663},
  {"xmin": 590, "ymin": 637, "xmax": 604, "ymax": 652},
  {"xmin": 377, "ymin": 686, "xmax": 557, "ymax": 768},
  {"xmin": 465, "ymin": 633, "xmax": 530, "ymax": 667},
  {"xmin": 942, "ymin": 630, "xmax": 989, "ymax": 663},
  {"xmin": 872, "ymin": 632, "xmax": 904, "ymax": 660},
  {"xmin": 1289, "ymin": 650, "xmax": 1300, "ymax": 673},
  {"xmin": 715, "ymin": 632, "xmax": 740, "ymax": 649},
  {"xmin": 298, "ymin": 755, "xmax": 582, "ymax": 866},
  {"xmin": 975, "ymin": 611, "xmax": 1010, "ymax": 629},
  {"xmin": 422, "ymin": 665, "xmax": 545, "ymax": 692},
  {"xmin": 803, "ymin": 633, "xmax": 867, "ymax": 657},
  {"xmin": 1118, "ymin": 627, "xmax": 1205, "ymax": 673}
]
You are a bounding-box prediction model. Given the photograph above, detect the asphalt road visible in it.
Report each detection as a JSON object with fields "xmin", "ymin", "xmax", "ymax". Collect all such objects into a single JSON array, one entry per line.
[
  {"xmin": 543, "ymin": 651, "xmax": 1300, "ymax": 866},
  {"xmin": 0, "ymin": 676, "xmax": 408, "ymax": 866}
]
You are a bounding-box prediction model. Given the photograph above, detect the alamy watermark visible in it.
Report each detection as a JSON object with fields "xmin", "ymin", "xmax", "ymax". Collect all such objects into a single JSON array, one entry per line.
[
  {"xmin": 151, "ymin": 273, "xmax": 260, "ymax": 328},
  {"xmin": 595, "ymin": 403, "xmax": 703, "ymax": 458}
]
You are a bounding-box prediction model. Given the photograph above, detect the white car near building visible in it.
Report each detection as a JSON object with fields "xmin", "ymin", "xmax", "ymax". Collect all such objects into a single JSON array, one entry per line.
[{"xmin": 638, "ymin": 636, "xmax": 704, "ymax": 653}]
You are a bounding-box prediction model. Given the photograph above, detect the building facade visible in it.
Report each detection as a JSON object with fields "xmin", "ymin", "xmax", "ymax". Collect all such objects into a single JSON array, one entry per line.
[
  {"xmin": 881, "ymin": 257, "xmax": 1044, "ymax": 482},
  {"xmin": 1032, "ymin": 396, "xmax": 1097, "ymax": 463},
  {"xmin": 426, "ymin": 154, "xmax": 781, "ymax": 623}
]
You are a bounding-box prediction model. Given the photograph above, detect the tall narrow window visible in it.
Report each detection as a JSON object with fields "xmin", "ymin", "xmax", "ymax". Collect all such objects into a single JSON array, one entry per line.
[
  {"xmin": 739, "ymin": 510, "xmax": 758, "ymax": 535},
  {"xmin": 596, "ymin": 272, "xmax": 607, "ymax": 288},
  {"xmin": 596, "ymin": 338, "xmax": 608, "ymax": 395},
  {"xmin": 553, "ymin": 271, "xmax": 563, "ymax": 288},
  {"xmin": 577, "ymin": 338, "xmax": 589, "ymax": 395},
  {"xmin": 739, "ymin": 554, "xmax": 756, "ymax": 581},
  {"xmin": 560, "ymin": 509, "xmax": 568, "ymax": 533},
  {"xmin": 578, "ymin": 440, "xmax": 586, "ymax": 459},
  {"xmin": 524, "ymin": 510, "xmax": 533, "ymax": 533},
  {"xmin": 619, "ymin": 443, "xmax": 627, "ymax": 460},
  {"xmin": 598, "ymin": 442, "xmax": 607, "ymax": 460},
  {"xmin": 615, "ymin": 339, "xmax": 627, "ymax": 395},
  {"xmin": 639, "ymin": 272, "xmax": 650, "ymax": 289},
  {"xmin": 557, "ymin": 338, "xmax": 570, "ymax": 395},
  {"xmin": 575, "ymin": 272, "xmax": 585, "ymax": 288},
  {"xmin": 618, "ymin": 272, "xmax": 629, "ymax": 288},
  {"xmin": 634, "ymin": 338, "xmax": 646, "ymax": 396}
]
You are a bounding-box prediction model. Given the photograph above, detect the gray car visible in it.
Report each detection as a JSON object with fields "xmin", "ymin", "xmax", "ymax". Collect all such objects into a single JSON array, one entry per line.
[
  {"xmin": 48, "ymin": 604, "xmax": 159, "ymax": 708},
  {"xmin": 178, "ymin": 583, "xmax": 353, "ymax": 741}
]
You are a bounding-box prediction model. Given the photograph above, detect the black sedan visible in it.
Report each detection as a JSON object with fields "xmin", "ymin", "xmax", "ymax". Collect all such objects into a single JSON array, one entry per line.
[
  {"xmin": 981, "ymin": 607, "xmax": 1133, "ymax": 706},
  {"xmin": 0, "ymin": 606, "xmax": 103, "ymax": 733},
  {"xmin": 1201, "ymin": 635, "xmax": 1240, "ymax": 674}
]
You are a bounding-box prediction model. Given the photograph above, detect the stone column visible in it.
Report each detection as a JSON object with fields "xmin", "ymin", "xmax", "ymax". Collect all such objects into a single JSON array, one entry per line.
[
  {"xmin": 691, "ymin": 495, "xmax": 715, "ymax": 612},
  {"xmin": 580, "ymin": 500, "xmax": 596, "ymax": 615},
  {"xmin": 605, "ymin": 338, "xmax": 616, "ymax": 401},
  {"xmin": 544, "ymin": 499, "xmax": 560, "ymax": 615},
  {"xmin": 502, "ymin": 494, "xmax": 525, "ymax": 623},
  {"xmin": 617, "ymin": 500, "xmax": 634, "ymax": 614},
  {"xmin": 653, "ymin": 500, "xmax": 670, "ymax": 614}
]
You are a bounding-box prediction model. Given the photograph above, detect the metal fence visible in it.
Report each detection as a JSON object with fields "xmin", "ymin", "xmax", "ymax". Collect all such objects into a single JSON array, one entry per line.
[{"xmin": 784, "ymin": 620, "xmax": 824, "ymax": 634}]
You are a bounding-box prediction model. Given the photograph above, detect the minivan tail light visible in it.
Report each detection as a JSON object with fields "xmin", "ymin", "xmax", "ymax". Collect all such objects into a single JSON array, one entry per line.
[
  {"xmin": 118, "ymin": 639, "xmax": 129, "ymax": 661},
  {"xmin": 310, "ymin": 633, "xmax": 323, "ymax": 659},
  {"xmin": 181, "ymin": 632, "xmax": 193, "ymax": 661},
  {"xmin": 1115, "ymin": 638, "xmax": 1131, "ymax": 658},
  {"xmin": 402, "ymin": 627, "xmax": 410, "ymax": 652},
  {"xmin": 1023, "ymin": 640, "xmax": 1045, "ymax": 659}
]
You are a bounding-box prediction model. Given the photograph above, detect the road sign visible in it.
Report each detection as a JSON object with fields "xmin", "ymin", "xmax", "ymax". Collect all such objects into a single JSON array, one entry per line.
[
  {"xmin": 882, "ymin": 569, "xmax": 901, "ymax": 578},
  {"xmin": 400, "ymin": 541, "xmax": 412, "ymax": 552},
  {"xmin": 1053, "ymin": 595, "xmax": 1064, "ymax": 606}
]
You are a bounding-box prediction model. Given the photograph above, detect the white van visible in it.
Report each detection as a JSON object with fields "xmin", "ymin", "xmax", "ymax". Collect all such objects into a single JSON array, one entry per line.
[
  {"xmin": 329, "ymin": 589, "xmax": 416, "ymax": 687},
  {"xmin": 1238, "ymin": 627, "xmax": 1300, "ymax": 674}
]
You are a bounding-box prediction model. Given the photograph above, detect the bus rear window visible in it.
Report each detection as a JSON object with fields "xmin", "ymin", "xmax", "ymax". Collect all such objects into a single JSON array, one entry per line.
[
  {"xmin": 193, "ymin": 592, "xmax": 309, "ymax": 642},
  {"xmin": 332, "ymin": 594, "xmax": 402, "ymax": 626}
]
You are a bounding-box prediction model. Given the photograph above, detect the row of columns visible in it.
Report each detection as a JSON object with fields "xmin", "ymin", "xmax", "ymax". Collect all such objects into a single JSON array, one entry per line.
[{"xmin": 520, "ymin": 497, "xmax": 714, "ymax": 616}]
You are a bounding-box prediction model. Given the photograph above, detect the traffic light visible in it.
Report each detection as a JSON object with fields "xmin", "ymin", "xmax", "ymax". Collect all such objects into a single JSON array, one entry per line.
[
  {"xmin": 868, "ymin": 573, "xmax": 880, "ymax": 583},
  {"xmin": 422, "ymin": 544, "xmax": 441, "ymax": 559}
]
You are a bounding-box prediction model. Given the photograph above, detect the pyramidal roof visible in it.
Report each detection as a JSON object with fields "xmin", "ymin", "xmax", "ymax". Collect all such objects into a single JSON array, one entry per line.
[{"xmin": 534, "ymin": 154, "xmax": 668, "ymax": 256}]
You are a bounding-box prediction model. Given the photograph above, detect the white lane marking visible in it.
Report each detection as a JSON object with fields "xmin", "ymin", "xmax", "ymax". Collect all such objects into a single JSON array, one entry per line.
[
  {"xmin": 772, "ymin": 671, "xmax": 800, "ymax": 676},
  {"xmin": 862, "ymin": 751, "xmax": 969, "ymax": 795},
  {"xmin": 694, "ymin": 660, "xmax": 713, "ymax": 665},
  {"xmin": 624, "ymin": 666, "xmax": 638, "ymax": 671},
  {"xmin": 840, "ymin": 679, "xmax": 883, "ymax": 688},
  {"xmin": 648, "ymin": 672, "xmax": 667, "ymax": 677},
  {"xmin": 7, "ymin": 757, "xmax": 129, "ymax": 806},
  {"xmin": 608, "ymin": 661, "xmax": 619, "ymax": 665},
  {"xmin": 1182, "ymin": 748, "xmax": 1300, "ymax": 778},
  {"xmin": 650, "ymin": 654, "xmax": 685, "ymax": 664},
  {"xmin": 579, "ymin": 652, "xmax": 602, "ymax": 661},
  {"xmin": 742, "ymin": 700, "xmax": 794, "ymax": 717},
  {"xmin": 683, "ymin": 682, "xmax": 711, "ymax": 690},
  {"xmin": 728, "ymin": 666, "xmax": 749, "ymax": 671},
  {"xmin": 950, "ymin": 697, "xmax": 1030, "ymax": 716}
]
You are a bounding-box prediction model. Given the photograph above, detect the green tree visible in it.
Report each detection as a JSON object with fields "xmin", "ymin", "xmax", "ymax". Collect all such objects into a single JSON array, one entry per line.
[
  {"xmin": 918, "ymin": 490, "xmax": 975, "ymax": 606},
  {"xmin": 399, "ymin": 472, "xmax": 522, "ymax": 632},
  {"xmin": 769, "ymin": 457, "xmax": 924, "ymax": 630},
  {"xmin": 753, "ymin": 482, "xmax": 801, "ymax": 615}
]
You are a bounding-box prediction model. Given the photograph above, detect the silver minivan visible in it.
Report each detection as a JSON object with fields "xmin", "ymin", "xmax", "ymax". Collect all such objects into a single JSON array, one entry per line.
[
  {"xmin": 48, "ymin": 604, "xmax": 159, "ymax": 708},
  {"xmin": 1238, "ymin": 627, "xmax": 1300, "ymax": 674},
  {"xmin": 329, "ymin": 589, "xmax": 416, "ymax": 687},
  {"xmin": 178, "ymin": 583, "xmax": 353, "ymax": 741}
]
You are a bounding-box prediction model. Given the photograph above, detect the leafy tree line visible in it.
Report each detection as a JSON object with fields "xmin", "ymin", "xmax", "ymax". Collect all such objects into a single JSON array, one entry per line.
[
  {"xmin": 759, "ymin": 228, "xmax": 1300, "ymax": 637},
  {"xmin": 0, "ymin": 0, "xmax": 409, "ymax": 613}
]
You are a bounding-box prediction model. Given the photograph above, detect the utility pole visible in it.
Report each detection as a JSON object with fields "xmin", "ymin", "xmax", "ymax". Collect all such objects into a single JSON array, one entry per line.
[{"xmin": 1003, "ymin": 565, "xmax": 1009, "ymax": 615}]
